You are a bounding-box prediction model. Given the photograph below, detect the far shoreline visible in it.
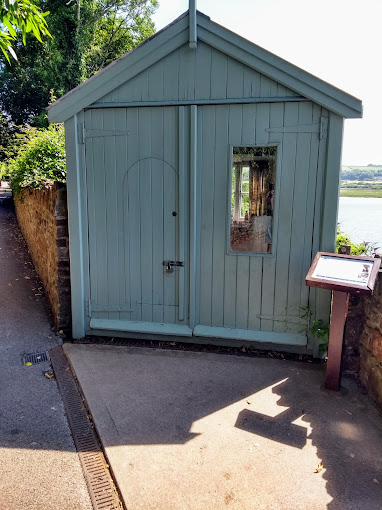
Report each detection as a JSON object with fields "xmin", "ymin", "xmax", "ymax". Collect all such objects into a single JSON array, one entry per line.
[{"xmin": 340, "ymin": 189, "xmax": 382, "ymax": 198}]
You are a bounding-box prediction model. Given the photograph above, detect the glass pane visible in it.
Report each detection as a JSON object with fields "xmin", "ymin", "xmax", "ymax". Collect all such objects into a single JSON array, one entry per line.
[{"xmin": 230, "ymin": 146, "xmax": 277, "ymax": 254}]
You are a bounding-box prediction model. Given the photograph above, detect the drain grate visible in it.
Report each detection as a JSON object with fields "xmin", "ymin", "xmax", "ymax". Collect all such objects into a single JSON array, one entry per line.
[
  {"xmin": 23, "ymin": 351, "xmax": 50, "ymax": 365},
  {"xmin": 50, "ymin": 346, "xmax": 123, "ymax": 510}
]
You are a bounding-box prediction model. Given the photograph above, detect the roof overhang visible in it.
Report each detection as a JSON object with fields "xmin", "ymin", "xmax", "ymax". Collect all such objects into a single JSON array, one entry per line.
[{"xmin": 48, "ymin": 11, "xmax": 362, "ymax": 123}]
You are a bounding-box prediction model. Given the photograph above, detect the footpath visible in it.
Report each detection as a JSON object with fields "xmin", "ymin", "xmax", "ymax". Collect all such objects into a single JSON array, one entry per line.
[{"xmin": 0, "ymin": 192, "xmax": 92, "ymax": 510}]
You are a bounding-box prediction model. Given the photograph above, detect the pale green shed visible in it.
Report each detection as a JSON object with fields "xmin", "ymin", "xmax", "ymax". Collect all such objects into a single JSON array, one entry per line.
[{"xmin": 48, "ymin": 7, "xmax": 362, "ymax": 355}]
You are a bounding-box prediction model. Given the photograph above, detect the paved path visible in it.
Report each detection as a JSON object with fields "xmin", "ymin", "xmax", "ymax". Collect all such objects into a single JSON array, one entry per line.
[
  {"xmin": 65, "ymin": 342, "xmax": 382, "ymax": 510},
  {"xmin": 0, "ymin": 195, "xmax": 92, "ymax": 510}
]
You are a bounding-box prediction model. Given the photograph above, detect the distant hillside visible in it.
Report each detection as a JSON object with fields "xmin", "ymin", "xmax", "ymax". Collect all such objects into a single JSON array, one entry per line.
[{"xmin": 341, "ymin": 165, "xmax": 382, "ymax": 181}]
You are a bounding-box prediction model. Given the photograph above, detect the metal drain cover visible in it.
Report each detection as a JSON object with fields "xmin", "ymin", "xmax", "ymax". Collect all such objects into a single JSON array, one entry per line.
[{"xmin": 23, "ymin": 351, "xmax": 50, "ymax": 365}]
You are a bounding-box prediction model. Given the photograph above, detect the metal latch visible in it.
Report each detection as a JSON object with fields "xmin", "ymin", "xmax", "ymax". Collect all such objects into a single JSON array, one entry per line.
[{"xmin": 163, "ymin": 261, "xmax": 184, "ymax": 273}]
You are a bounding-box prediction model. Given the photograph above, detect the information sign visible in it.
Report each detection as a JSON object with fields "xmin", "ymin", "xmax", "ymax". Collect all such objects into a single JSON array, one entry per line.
[{"xmin": 306, "ymin": 252, "xmax": 380, "ymax": 295}]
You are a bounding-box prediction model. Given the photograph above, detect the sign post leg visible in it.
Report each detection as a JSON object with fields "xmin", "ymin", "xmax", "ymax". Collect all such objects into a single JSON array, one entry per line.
[{"xmin": 325, "ymin": 291, "xmax": 349, "ymax": 391}]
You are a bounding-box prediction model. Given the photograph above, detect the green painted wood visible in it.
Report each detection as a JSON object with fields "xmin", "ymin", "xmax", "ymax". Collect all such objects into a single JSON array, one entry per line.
[
  {"xmin": 211, "ymin": 106, "xmax": 228, "ymax": 327},
  {"xmin": 286, "ymin": 102, "xmax": 313, "ymax": 333},
  {"xmin": 189, "ymin": 105, "xmax": 198, "ymax": 328},
  {"xmin": 260, "ymin": 102, "xmax": 283, "ymax": 332},
  {"xmin": 179, "ymin": 45, "xmax": 196, "ymax": 101},
  {"xmin": 64, "ymin": 114, "xmax": 86, "ymax": 338},
  {"xmin": 194, "ymin": 43, "xmax": 212, "ymax": 98},
  {"xmin": 177, "ymin": 107, "xmax": 187, "ymax": 321},
  {"xmin": 193, "ymin": 325, "xmax": 307, "ymax": 346},
  {"xmin": 103, "ymin": 108, "xmax": 119, "ymax": 321},
  {"xmin": 196, "ymin": 17, "xmax": 362, "ymax": 118},
  {"xmin": 114, "ymin": 108, "xmax": 130, "ymax": 321},
  {"xmin": 198, "ymin": 106, "xmax": 215, "ymax": 326},
  {"xmin": 90, "ymin": 319, "xmax": 193, "ymax": 336},
  {"xmin": 273, "ymin": 102, "xmax": 298, "ymax": 333},
  {"xmin": 49, "ymin": 12, "xmax": 361, "ymax": 123},
  {"xmin": 162, "ymin": 108, "xmax": 179, "ymax": 325},
  {"xmin": 224, "ymin": 105, "xmax": 242, "ymax": 329}
]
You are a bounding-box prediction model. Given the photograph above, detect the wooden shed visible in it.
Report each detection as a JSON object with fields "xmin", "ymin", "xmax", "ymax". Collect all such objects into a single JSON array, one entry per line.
[{"xmin": 48, "ymin": 8, "xmax": 362, "ymax": 354}]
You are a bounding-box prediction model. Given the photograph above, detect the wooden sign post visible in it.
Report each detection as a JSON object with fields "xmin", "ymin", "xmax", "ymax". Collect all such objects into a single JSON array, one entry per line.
[{"xmin": 306, "ymin": 252, "xmax": 381, "ymax": 390}]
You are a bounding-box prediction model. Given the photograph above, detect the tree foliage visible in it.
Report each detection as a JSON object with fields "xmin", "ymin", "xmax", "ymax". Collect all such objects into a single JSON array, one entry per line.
[
  {"xmin": 0, "ymin": 0, "xmax": 158, "ymax": 124},
  {"xmin": 0, "ymin": 0, "xmax": 51, "ymax": 62}
]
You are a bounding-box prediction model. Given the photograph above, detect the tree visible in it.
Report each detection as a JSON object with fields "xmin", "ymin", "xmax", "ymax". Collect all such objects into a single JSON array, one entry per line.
[
  {"xmin": 0, "ymin": 0, "xmax": 51, "ymax": 62},
  {"xmin": 0, "ymin": 0, "xmax": 158, "ymax": 124}
]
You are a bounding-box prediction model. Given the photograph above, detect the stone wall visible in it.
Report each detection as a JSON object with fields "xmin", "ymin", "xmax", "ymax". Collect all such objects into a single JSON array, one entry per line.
[
  {"xmin": 358, "ymin": 272, "xmax": 382, "ymax": 406},
  {"xmin": 14, "ymin": 183, "xmax": 71, "ymax": 330},
  {"xmin": 344, "ymin": 270, "xmax": 382, "ymax": 407}
]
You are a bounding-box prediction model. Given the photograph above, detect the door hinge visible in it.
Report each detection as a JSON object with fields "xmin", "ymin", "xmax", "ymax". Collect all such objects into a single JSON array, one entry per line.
[{"xmin": 266, "ymin": 116, "xmax": 328, "ymax": 139}]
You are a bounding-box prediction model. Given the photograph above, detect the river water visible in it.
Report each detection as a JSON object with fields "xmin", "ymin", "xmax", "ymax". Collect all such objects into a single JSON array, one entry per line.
[{"xmin": 337, "ymin": 197, "xmax": 382, "ymax": 250}]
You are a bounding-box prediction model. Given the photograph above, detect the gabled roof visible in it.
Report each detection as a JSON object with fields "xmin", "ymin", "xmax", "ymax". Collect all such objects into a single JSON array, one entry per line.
[{"xmin": 48, "ymin": 10, "xmax": 362, "ymax": 123}]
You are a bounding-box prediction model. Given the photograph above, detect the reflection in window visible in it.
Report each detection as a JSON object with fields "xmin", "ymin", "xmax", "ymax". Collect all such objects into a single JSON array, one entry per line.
[{"xmin": 231, "ymin": 146, "xmax": 276, "ymax": 253}]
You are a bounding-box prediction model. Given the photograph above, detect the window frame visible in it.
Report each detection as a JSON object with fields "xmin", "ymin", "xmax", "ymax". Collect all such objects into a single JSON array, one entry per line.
[{"xmin": 227, "ymin": 143, "xmax": 281, "ymax": 257}]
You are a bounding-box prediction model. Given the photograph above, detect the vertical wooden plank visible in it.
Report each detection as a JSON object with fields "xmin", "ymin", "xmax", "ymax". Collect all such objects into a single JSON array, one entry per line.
[
  {"xmin": 85, "ymin": 111, "xmax": 98, "ymax": 317},
  {"xmin": 178, "ymin": 106, "xmax": 187, "ymax": 322},
  {"xmin": 115, "ymin": 108, "xmax": 131, "ymax": 321},
  {"xmin": 163, "ymin": 107, "xmax": 178, "ymax": 324},
  {"xmin": 210, "ymin": 49, "xmax": 228, "ymax": 99},
  {"xmin": 235, "ymin": 256, "xmax": 250, "ymax": 329},
  {"xmin": 102, "ymin": 109, "xmax": 120, "ymax": 321},
  {"xmin": 194, "ymin": 42, "xmax": 212, "ymax": 99},
  {"xmin": 211, "ymin": 106, "xmax": 228, "ymax": 327},
  {"xmin": 226, "ymin": 59, "xmax": 244, "ymax": 98},
  {"xmin": 179, "ymin": 45, "xmax": 195, "ymax": 101},
  {"xmin": 308, "ymin": 106, "xmax": 328, "ymax": 336},
  {"xmin": 300, "ymin": 105, "xmax": 321, "ymax": 311},
  {"xmin": 65, "ymin": 114, "xmax": 86, "ymax": 338},
  {"xmin": 225, "ymin": 104, "xmax": 242, "ymax": 329},
  {"xmin": 126, "ymin": 108, "xmax": 142, "ymax": 321},
  {"xmin": 163, "ymin": 51, "xmax": 180, "ymax": 101},
  {"xmin": 133, "ymin": 69, "xmax": 149, "ymax": 101},
  {"xmin": 188, "ymin": 104, "xmax": 198, "ymax": 328},
  {"xmin": 148, "ymin": 60, "xmax": 164, "ymax": 102},
  {"xmin": 273, "ymin": 102, "xmax": 299, "ymax": 333},
  {"xmin": 241, "ymin": 103, "xmax": 256, "ymax": 145},
  {"xmin": 123, "ymin": 108, "xmax": 139, "ymax": 319},
  {"xmin": 198, "ymin": 106, "xmax": 215, "ymax": 326},
  {"xmin": 260, "ymin": 101, "xmax": 284, "ymax": 332},
  {"xmin": 321, "ymin": 113, "xmax": 343, "ymax": 252},
  {"xmin": 252, "ymin": 102, "xmax": 269, "ymax": 332},
  {"xmin": 243, "ymin": 67, "xmax": 261, "ymax": 97},
  {"xmin": 286, "ymin": 102, "xmax": 313, "ymax": 333},
  {"xmin": 260, "ymin": 75, "xmax": 278, "ymax": 97},
  {"xmin": 91, "ymin": 110, "xmax": 109, "ymax": 319},
  {"xmin": 139, "ymin": 108, "xmax": 153, "ymax": 322}
]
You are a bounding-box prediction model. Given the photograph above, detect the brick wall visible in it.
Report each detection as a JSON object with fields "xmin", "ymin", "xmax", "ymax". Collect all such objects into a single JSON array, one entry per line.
[{"xmin": 14, "ymin": 183, "xmax": 71, "ymax": 330}]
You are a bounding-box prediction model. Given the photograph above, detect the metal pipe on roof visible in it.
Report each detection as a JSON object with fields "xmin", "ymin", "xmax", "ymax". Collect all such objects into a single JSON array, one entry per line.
[{"xmin": 189, "ymin": 0, "xmax": 197, "ymax": 48}]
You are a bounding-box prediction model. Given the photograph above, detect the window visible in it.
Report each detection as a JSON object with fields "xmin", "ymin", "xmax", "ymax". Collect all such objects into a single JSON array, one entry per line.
[{"xmin": 230, "ymin": 146, "xmax": 277, "ymax": 254}]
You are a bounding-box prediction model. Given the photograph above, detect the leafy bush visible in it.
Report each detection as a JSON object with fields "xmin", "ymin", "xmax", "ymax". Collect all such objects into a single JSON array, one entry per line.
[
  {"xmin": 8, "ymin": 125, "xmax": 66, "ymax": 195},
  {"xmin": 336, "ymin": 226, "xmax": 379, "ymax": 256}
]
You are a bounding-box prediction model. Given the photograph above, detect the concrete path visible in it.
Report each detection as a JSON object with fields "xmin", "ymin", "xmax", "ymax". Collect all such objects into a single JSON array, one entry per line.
[
  {"xmin": 0, "ymin": 195, "xmax": 92, "ymax": 510},
  {"xmin": 65, "ymin": 342, "xmax": 382, "ymax": 510}
]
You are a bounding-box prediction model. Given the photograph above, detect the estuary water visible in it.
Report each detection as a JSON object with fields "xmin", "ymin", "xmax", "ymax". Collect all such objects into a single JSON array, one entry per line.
[{"xmin": 337, "ymin": 197, "xmax": 382, "ymax": 250}]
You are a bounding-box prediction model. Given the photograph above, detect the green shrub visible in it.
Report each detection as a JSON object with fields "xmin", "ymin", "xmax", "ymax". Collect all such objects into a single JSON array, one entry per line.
[
  {"xmin": 8, "ymin": 125, "xmax": 66, "ymax": 195},
  {"xmin": 336, "ymin": 226, "xmax": 379, "ymax": 256}
]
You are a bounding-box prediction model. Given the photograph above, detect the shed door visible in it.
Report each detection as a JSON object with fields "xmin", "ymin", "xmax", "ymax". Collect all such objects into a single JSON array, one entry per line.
[
  {"xmin": 195, "ymin": 102, "xmax": 327, "ymax": 346},
  {"xmin": 85, "ymin": 107, "xmax": 190, "ymax": 336}
]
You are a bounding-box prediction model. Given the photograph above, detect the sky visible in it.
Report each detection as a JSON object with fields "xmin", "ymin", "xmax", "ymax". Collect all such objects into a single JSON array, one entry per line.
[{"xmin": 153, "ymin": 0, "xmax": 382, "ymax": 166}]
